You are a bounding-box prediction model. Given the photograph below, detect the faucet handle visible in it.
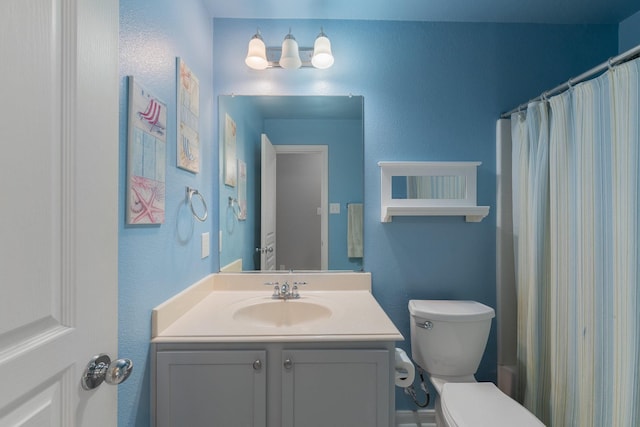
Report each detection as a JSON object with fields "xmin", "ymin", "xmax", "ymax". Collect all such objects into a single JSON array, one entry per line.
[
  {"xmin": 293, "ymin": 281, "xmax": 307, "ymax": 286},
  {"xmin": 265, "ymin": 282, "xmax": 281, "ymax": 298}
]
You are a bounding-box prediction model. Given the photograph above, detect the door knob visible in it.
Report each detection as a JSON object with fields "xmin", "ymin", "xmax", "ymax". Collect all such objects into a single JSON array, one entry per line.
[
  {"xmin": 81, "ymin": 354, "xmax": 133, "ymax": 390},
  {"xmin": 255, "ymin": 247, "xmax": 274, "ymax": 254}
]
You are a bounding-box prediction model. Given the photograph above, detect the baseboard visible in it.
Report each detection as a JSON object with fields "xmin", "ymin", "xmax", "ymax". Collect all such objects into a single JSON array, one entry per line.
[{"xmin": 395, "ymin": 409, "xmax": 436, "ymax": 426}]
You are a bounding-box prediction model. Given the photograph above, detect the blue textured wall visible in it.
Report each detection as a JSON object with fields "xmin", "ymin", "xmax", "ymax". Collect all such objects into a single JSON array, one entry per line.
[
  {"xmin": 118, "ymin": 0, "xmax": 215, "ymax": 426},
  {"xmin": 117, "ymin": 9, "xmax": 619, "ymax": 425},
  {"xmin": 619, "ymin": 10, "xmax": 640, "ymax": 52},
  {"xmin": 212, "ymin": 18, "xmax": 617, "ymax": 411}
]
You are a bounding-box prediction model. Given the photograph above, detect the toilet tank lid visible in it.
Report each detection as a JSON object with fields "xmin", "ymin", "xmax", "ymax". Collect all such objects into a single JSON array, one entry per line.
[{"xmin": 408, "ymin": 300, "xmax": 495, "ymax": 322}]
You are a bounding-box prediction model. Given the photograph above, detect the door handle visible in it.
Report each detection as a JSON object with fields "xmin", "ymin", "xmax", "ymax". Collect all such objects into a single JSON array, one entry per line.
[
  {"xmin": 255, "ymin": 247, "xmax": 274, "ymax": 254},
  {"xmin": 81, "ymin": 354, "xmax": 133, "ymax": 390}
]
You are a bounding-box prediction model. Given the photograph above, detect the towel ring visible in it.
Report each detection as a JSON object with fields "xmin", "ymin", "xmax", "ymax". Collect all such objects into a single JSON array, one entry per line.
[
  {"xmin": 228, "ymin": 196, "xmax": 242, "ymax": 220},
  {"xmin": 186, "ymin": 186, "xmax": 208, "ymax": 222}
]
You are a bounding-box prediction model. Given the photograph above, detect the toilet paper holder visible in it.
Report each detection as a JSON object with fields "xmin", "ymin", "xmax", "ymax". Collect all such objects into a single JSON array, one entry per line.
[
  {"xmin": 394, "ymin": 348, "xmax": 415, "ymax": 388},
  {"xmin": 394, "ymin": 347, "xmax": 430, "ymax": 408}
]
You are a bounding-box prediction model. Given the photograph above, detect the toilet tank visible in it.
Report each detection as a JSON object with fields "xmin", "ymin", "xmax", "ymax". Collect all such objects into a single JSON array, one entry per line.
[{"xmin": 409, "ymin": 300, "xmax": 495, "ymax": 377}]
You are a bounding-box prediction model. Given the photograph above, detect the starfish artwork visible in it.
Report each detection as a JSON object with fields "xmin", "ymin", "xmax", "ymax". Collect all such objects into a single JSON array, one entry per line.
[{"xmin": 126, "ymin": 77, "xmax": 167, "ymax": 224}]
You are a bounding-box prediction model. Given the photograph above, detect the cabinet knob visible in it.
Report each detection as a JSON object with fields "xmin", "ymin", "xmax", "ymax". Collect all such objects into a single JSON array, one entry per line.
[
  {"xmin": 253, "ymin": 359, "xmax": 262, "ymax": 370},
  {"xmin": 283, "ymin": 359, "xmax": 293, "ymax": 370}
]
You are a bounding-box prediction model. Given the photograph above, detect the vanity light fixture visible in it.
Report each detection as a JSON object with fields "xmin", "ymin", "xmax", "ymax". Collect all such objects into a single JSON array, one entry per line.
[
  {"xmin": 244, "ymin": 30, "xmax": 268, "ymax": 70},
  {"xmin": 279, "ymin": 29, "xmax": 302, "ymax": 69},
  {"xmin": 244, "ymin": 27, "xmax": 334, "ymax": 70},
  {"xmin": 311, "ymin": 28, "xmax": 334, "ymax": 69}
]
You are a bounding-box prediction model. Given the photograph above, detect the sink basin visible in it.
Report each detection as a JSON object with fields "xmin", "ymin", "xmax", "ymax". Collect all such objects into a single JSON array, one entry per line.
[{"xmin": 232, "ymin": 300, "xmax": 332, "ymax": 327}]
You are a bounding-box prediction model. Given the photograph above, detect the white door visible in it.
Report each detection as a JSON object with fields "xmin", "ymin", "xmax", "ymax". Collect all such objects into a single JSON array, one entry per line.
[
  {"xmin": 260, "ymin": 134, "xmax": 277, "ymax": 270},
  {"xmin": 0, "ymin": 0, "xmax": 119, "ymax": 425}
]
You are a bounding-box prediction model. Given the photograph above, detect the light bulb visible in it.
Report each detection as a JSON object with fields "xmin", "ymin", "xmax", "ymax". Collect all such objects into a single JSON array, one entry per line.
[
  {"xmin": 245, "ymin": 31, "xmax": 268, "ymax": 70},
  {"xmin": 312, "ymin": 30, "xmax": 334, "ymax": 69},
  {"xmin": 279, "ymin": 32, "xmax": 301, "ymax": 69}
]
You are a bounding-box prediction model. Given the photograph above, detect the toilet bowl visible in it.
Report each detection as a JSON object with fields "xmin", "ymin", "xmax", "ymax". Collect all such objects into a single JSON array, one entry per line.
[{"xmin": 408, "ymin": 300, "xmax": 544, "ymax": 427}]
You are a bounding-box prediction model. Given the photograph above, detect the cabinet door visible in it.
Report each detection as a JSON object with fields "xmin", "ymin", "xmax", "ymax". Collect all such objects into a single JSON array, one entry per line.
[
  {"xmin": 282, "ymin": 349, "xmax": 390, "ymax": 427},
  {"xmin": 156, "ymin": 350, "xmax": 266, "ymax": 427}
]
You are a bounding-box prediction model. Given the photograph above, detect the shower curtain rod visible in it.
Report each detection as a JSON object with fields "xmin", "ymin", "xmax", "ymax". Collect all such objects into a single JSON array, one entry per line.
[{"xmin": 500, "ymin": 43, "xmax": 640, "ymax": 119}]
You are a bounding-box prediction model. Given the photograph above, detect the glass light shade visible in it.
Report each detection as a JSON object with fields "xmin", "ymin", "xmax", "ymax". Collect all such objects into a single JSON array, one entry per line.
[
  {"xmin": 312, "ymin": 34, "xmax": 334, "ymax": 69},
  {"xmin": 279, "ymin": 34, "xmax": 301, "ymax": 69},
  {"xmin": 245, "ymin": 35, "xmax": 268, "ymax": 70}
]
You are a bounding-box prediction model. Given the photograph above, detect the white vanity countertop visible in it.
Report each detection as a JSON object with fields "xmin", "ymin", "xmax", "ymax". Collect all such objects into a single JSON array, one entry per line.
[{"xmin": 152, "ymin": 273, "xmax": 403, "ymax": 343}]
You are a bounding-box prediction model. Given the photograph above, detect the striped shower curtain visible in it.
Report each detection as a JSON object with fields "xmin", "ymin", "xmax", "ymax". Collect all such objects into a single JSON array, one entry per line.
[{"xmin": 511, "ymin": 58, "xmax": 640, "ymax": 426}]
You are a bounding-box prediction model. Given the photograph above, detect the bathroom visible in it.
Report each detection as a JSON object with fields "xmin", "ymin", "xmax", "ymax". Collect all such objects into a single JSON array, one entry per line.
[
  {"xmin": 118, "ymin": 1, "xmax": 640, "ymax": 425},
  {"xmin": 2, "ymin": 0, "xmax": 640, "ymax": 426}
]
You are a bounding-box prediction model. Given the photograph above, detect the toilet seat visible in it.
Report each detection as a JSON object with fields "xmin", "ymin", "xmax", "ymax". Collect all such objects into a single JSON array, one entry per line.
[{"xmin": 440, "ymin": 382, "xmax": 545, "ymax": 427}]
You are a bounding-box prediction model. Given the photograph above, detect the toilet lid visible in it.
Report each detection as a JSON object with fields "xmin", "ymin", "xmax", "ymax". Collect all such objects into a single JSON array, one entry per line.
[{"xmin": 441, "ymin": 382, "xmax": 545, "ymax": 427}]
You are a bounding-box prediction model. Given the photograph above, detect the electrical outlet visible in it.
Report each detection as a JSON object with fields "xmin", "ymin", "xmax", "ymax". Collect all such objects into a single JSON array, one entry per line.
[
  {"xmin": 201, "ymin": 232, "xmax": 210, "ymax": 259},
  {"xmin": 330, "ymin": 203, "xmax": 341, "ymax": 214}
]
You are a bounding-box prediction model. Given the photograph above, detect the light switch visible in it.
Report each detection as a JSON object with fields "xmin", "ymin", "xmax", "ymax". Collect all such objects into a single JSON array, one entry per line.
[
  {"xmin": 201, "ymin": 232, "xmax": 210, "ymax": 259},
  {"xmin": 330, "ymin": 203, "xmax": 341, "ymax": 214}
]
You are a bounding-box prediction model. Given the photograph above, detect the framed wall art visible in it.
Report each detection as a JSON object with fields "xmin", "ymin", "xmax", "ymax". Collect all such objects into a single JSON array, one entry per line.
[
  {"xmin": 126, "ymin": 76, "xmax": 167, "ymax": 224},
  {"xmin": 237, "ymin": 159, "xmax": 247, "ymax": 220},
  {"xmin": 176, "ymin": 58, "xmax": 200, "ymax": 173},
  {"xmin": 224, "ymin": 113, "xmax": 237, "ymax": 187}
]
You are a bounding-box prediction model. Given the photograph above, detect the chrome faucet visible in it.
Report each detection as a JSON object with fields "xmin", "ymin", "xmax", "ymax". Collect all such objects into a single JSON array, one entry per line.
[
  {"xmin": 265, "ymin": 280, "xmax": 307, "ymax": 300},
  {"xmin": 280, "ymin": 282, "xmax": 290, "ymax": 297}
]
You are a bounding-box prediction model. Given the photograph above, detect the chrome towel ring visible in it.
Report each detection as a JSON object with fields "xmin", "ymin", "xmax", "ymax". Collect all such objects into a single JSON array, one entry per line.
[
  {"xmin": 228, "ymin": 196, "xmax": 241, "ymax": 219},
  {"xmin": 186, "ymin": 186, "xmax": 208, "ymax": 222}
]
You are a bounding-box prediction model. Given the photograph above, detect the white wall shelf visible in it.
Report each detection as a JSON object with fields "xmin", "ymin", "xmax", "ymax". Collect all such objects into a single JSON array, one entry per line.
[{"xmin": 379, "ymin": 161, "xmax": 490, "ymax": 223}]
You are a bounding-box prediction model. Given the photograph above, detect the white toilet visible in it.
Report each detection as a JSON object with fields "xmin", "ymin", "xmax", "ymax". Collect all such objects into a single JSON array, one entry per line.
[{"xmin": 408, "ymin": 300, "xmax": 544, "ymax": 427}]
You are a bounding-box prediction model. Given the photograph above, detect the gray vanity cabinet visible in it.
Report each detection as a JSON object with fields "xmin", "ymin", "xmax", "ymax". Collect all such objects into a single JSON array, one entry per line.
[
  {"xmin": 155, "ymin": 350, "xmax": 267, "ymax": 427},
  {"xmin": 153, "ymin": 344, "xmax": 394, "ymax": 427},
  {"xmin": 281, "ymin": 349, "xmax": 390, "ymax": 427}
]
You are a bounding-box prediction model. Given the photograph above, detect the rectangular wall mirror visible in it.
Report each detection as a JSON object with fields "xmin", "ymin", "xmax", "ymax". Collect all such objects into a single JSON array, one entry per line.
[
  {"xmin": 391, "ymin": 175, "xmax": 467, "ymax": 200},
  {"xmin": 218, "ymin": 95, "xmax": 364, "ymax": 272}
]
